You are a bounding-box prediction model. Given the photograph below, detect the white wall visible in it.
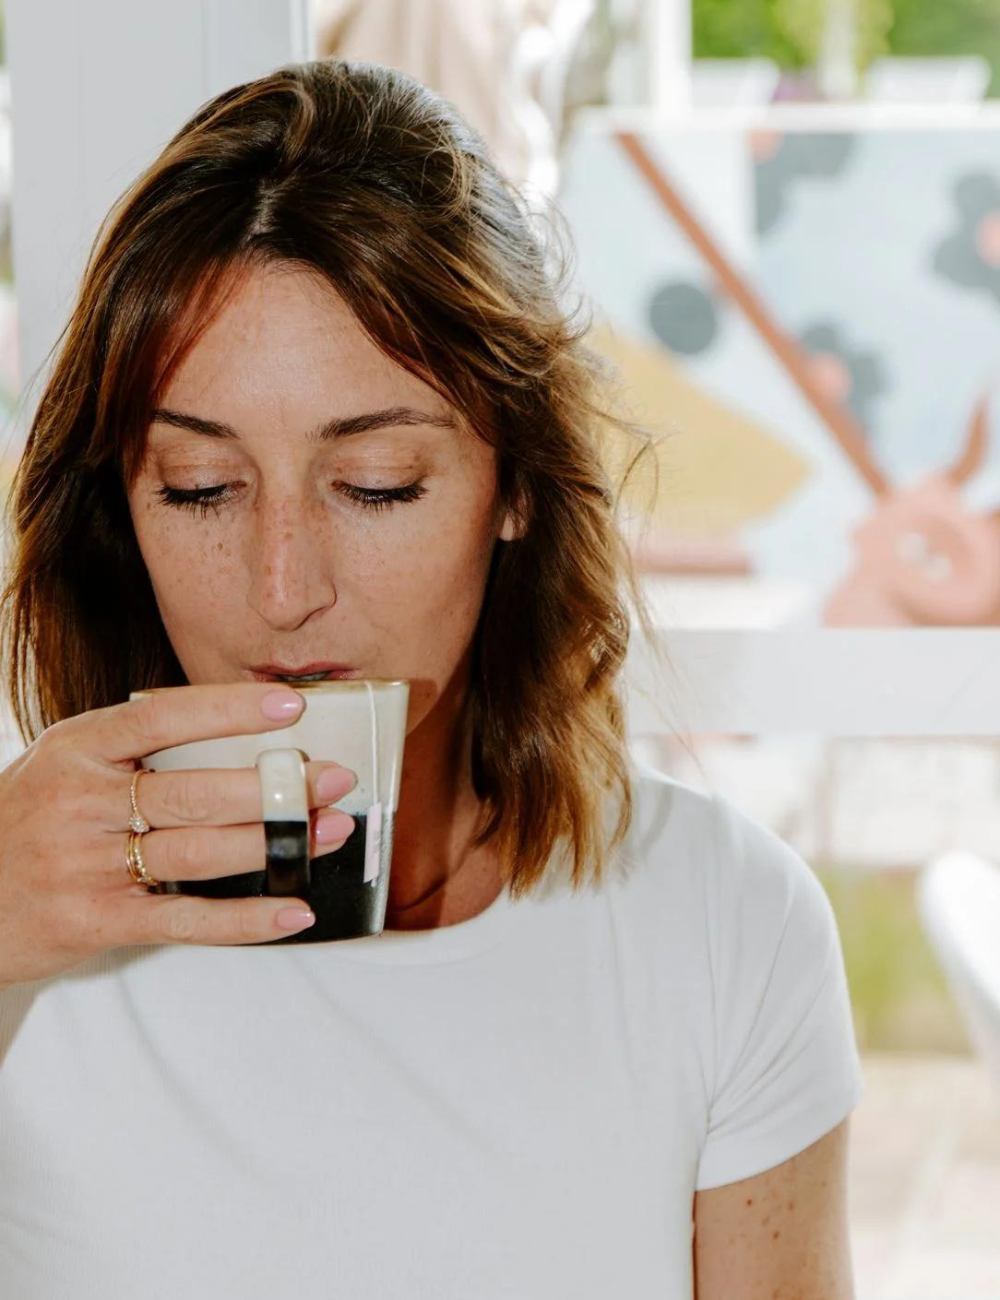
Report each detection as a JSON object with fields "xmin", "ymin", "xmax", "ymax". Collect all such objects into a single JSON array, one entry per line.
[{"xmin": 4, "ymin": 0, "xmax": 312, "ymax": 436}]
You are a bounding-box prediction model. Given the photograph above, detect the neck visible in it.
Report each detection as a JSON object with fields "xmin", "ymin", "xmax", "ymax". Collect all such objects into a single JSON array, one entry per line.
[{"xmin": 383, "ymin": 662, "xmax": 503, "ymax": 931}]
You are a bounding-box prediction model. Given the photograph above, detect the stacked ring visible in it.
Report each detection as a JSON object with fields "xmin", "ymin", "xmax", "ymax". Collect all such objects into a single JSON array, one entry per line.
[
  {"xmin": 126, "ymin": 768, "xmax": 161, "ymax": 890},
  {"xmin": 126, "ymin": 829, "xmax": 160, "ymax": 889}
]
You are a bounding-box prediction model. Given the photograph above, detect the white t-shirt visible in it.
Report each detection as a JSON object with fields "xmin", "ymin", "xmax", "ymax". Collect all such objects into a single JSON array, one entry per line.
[{"xmin": 0, "ymin": 759, "xmax": 864, "ymax": 1299}]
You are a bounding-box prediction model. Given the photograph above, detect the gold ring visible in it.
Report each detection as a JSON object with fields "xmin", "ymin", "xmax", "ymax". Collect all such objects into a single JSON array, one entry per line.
[
  {"xmin": 126, "ymin": 828, "xmax": 160, "ymax": 890},
  {"xmin": 128, "ymin": 767, "xmax": 151, "ymax": 834}
]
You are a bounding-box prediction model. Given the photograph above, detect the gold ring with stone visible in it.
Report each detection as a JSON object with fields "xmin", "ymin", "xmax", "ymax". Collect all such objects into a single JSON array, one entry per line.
[{"xmin": 128, "ymin": 767, "xmax": 152, "ymax": 834}]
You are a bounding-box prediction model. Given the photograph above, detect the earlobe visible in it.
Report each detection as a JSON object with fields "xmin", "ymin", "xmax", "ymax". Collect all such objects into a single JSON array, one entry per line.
[
  {"xmin": 499, "ymin": 509, "xmax": 525, "ymax": 542},
  {"xmin": 496, "ymin": 484, "xmax": 530, "ymax": 542}
]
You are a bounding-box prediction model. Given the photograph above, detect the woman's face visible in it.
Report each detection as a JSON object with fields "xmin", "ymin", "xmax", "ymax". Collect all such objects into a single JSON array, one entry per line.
[{"xmin": 127, "ymin": 262, "xmax": 519, "ymax": 727}]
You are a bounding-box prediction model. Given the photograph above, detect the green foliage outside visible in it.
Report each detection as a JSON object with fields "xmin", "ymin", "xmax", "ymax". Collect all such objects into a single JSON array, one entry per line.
[
  {"xmin": 692, "ymin": 0, "xmax": 807, "ymax": 68},
  {"xmin": 817, "ymin": 865, "xmax": 972, "ymax": 1055},
  {"xmin": 693, "ymin": 0, "xmax": 1000, "ymax": 95}
]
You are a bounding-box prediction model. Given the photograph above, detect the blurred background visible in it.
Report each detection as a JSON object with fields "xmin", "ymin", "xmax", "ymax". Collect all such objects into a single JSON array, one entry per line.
[{"xmin": 3, "ymin": 2, "xmax": 1000, "ymax": 1294}]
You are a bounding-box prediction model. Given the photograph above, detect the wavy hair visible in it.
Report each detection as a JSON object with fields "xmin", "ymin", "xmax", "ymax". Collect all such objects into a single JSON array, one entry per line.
[{"xmin": 0, "ymin": 57, "xmax": 672, "ymax": 899}]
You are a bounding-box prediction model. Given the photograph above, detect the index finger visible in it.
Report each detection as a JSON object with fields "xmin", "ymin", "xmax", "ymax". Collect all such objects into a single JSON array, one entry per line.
[{"xmin": 70, "ymin": 682, "xmax": 308, "ymax": 766}]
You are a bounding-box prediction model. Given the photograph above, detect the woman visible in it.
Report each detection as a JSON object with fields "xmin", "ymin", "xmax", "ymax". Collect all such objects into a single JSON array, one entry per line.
[{"xmin": 0, "ymin": 59, "xmax": 864, "ymax": 1298}]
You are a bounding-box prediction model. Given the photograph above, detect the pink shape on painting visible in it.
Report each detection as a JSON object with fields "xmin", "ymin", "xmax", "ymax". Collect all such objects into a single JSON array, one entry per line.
[
  {"xmin": 807, "ymin": 351, "xmax": 852, "ymax": 405},
  {"xmin": 974, "ymin": 212, "xmax": 1000, "ymax": 268},
  {"xmin": 749, "ymin": 130, "xmax": 783, "ymax": 163}
]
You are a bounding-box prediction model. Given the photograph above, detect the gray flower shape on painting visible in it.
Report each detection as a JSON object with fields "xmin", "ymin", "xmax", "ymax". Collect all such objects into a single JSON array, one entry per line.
[
  {"xmin": 798, "ymin": 321, "xmax": 887, "ymax": 432},
  {"xmin": 754, "ymin": 132, "xmax": 856, "ymax": 236},
  {"xmin": 932, "ymin": 172, "xmax": 1000, "ymax": 307},
  {"xmin": 648, "ymin": 281, "xmax": 720, "ymax": 356}
]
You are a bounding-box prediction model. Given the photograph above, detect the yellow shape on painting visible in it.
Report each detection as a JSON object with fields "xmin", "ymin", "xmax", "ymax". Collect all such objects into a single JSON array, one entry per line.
[{"xmin": 588, "ymin": 322, "xmax": 810, "ymax": 539}]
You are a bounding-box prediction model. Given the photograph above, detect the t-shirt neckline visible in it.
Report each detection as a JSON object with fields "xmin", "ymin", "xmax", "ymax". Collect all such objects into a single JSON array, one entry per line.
[{"xmin": 302, "ymin": 880, "xmax": 519, "ymax": 965}]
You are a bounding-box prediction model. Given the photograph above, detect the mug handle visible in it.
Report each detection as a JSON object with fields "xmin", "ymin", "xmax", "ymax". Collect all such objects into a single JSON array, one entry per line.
[{"xmin": 255, "ymin": 748, "xmax": 311, "ymax": 897}]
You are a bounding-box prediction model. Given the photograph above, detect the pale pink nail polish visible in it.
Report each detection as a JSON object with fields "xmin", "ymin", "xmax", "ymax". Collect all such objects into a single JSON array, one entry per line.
[
  {"xmin": 260, "ymin": 689, "xmax": 305, "ymax": 720},
  {"xmin": 275, "ymin": 908, "xmax": 315, "ymax": 931}
]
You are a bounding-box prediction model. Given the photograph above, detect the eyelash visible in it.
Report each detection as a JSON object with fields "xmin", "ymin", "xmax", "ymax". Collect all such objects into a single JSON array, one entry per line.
[{"xmin": 154, "ymin": 480, "xmax": 428, "ymax": 518}]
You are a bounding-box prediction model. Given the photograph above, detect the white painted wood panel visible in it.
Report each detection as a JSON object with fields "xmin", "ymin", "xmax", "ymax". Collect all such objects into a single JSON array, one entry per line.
[{"xmin": 5, "ymin": 0, "xmax": 311, "ymax": 434}]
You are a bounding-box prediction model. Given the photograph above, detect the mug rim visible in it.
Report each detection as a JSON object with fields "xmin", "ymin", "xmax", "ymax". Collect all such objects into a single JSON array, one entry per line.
[{"xmin": 130, "ymin": 678, "xmax": 409, "ymax": 697}]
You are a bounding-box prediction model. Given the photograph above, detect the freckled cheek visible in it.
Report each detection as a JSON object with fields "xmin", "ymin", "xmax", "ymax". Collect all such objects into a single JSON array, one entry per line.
[
  {"xmin": 137, "ymin": 515, "xmax": 242, "ymax": 627},
  {"xmin": 382, "ymin": 514, "xmax": 496, "ymax": 635}
]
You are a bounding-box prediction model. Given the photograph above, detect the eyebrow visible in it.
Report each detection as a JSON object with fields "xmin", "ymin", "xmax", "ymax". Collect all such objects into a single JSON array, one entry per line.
[{"xmin": 148, "ymin": 404, "xmax": 456, "ymax": 442}]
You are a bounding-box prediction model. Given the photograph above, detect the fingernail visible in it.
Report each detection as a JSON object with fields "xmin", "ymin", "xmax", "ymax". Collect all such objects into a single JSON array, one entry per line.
[
  {"xmin": 275, "ymin": 907, "xmax": 315, "ymax": 931},
  {"xmin": 316, "ymin": 811, "xmax": 355, "ymax": 844},
  {"xmin": 261, "ymin": 689, "xmax": 305, "ymax": 721},
  {"xmin": 317, "ymin": 766, "xmax": 357, "ymax": 801}
]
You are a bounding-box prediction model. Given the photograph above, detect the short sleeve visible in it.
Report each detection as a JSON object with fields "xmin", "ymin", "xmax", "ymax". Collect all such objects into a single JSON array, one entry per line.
[{"xmin": 694, "ymin": 791, "xmax": 866, "ymax": 1192}]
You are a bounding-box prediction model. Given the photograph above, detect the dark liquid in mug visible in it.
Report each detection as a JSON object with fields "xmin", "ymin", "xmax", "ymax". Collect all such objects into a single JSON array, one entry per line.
[{"xmin": 155, "ymin": 811, "xmax": 392, "ymax": 944}]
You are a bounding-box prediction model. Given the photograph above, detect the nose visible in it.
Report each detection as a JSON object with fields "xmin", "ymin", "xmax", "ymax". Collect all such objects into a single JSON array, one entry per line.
[{"xmin": 245, "ymin": 490, "xmax": 336, "ymax": 631}]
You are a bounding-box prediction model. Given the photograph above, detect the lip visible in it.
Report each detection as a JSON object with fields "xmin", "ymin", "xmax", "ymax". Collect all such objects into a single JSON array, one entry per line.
[{"xmin": 248, "ymin": 662, "xmax": 359, "ymax": 680}]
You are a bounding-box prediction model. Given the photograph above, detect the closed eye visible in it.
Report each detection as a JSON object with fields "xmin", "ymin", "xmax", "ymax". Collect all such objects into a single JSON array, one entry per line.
[{"xmin": 154, "ymin": 480, "xmax": 428, "ymax": 518}]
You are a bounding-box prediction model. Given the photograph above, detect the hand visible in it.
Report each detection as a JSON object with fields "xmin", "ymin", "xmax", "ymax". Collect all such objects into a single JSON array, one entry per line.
[{"xmin": 0, "ymin": 682, "xmax": 356, "ymax": 989}]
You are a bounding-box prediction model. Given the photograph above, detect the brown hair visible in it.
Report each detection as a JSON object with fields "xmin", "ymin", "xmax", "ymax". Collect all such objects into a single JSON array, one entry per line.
[{"xmin": 0, "ymin": 57, "xmax": 672, "ymax": 899}]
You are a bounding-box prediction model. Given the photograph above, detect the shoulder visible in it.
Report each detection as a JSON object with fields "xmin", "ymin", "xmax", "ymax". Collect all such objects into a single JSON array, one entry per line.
[
  {"xmin": 619, "ymin": 760, "xmax": 863, "ymax": 1198},
  {"xmin": 618, "ymin": 755, "xmax": 720, "ymax": 870},
  {"xmin": 706, "ymin": 780, "xmax": 839, "ymax": 957},
  {"xmin": 623, "ymin": 757, "xmax": 822, "ymax": 906},
  {"xmin": 621, "ymin": 757, "xmax": 843, "ymax": 997}
]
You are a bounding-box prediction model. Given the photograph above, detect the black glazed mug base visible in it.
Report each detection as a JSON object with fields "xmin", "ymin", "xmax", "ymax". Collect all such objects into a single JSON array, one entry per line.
[{"xmin": 154, "ymin": 811, "xmax": 391, "ymax": 944}]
